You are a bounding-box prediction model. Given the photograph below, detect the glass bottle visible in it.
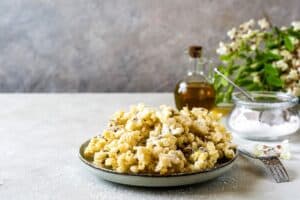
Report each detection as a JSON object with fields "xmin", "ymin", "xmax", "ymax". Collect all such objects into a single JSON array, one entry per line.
[{"xmin": 174, "ymin": 46, "xmax": 216, "ymax": 110}]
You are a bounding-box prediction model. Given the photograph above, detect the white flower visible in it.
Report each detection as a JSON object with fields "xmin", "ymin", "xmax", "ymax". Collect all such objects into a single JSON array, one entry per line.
[
  {"xmin": 291, "ymin": 21, "xmax": 300, "ymax": 30},
  {"xmin": 287, "ymin": 69, "xmax": 298, "ymax": 80},
  {"xmin": 280, "ymin": 50, "xmax": 293, "ymax": 61},
  {"xmin": 287, "ymin": 88, "xmax": 293, "ymax": 94},
  {"xmin": 251, "ymin": 72, "xmax": 260, "ymax": 83},
  {"xmin": 216, "ymin": 42, "xmax": 228, "ymax": 55},
  {"xmin": 250, "ymin": 44, "xmax": 257, "ymax": 50},
  {"xmin": 253, "ymin": 76, "xmax": 260, "ymax": 83},
  {"xmin": 227, "ymin": 28, "xmax": 237, "ymax": 39},
  {"xmin": 240, "ymin": 19, "xmax": 255, "ymax": 31},
  {"xmin": 241, "ymin": 29, "xmax": 254, "ymax": 39},
  {"xmin": 281, "ymin": 26, "xmax": 287, "ymax": 31},
  {"xmin": 280, "ymin": 74, "xmax": 287, "ymax": 81},
  {"xmin": 289, "ymin": 36, "xmax": 299, "ymax": 45},
  {"xmin": 258, "ymin": 18, "xmax": 270, "ymax": 29},
  {"xmin": 292, "ymin": 59, "xmax": 300, "ymax": 67},
  {"xmin": 229, "ymin": 42, "xmax": 238, "ymax": 51},
  {"xmin": 271, "ymin": 49, "xmax": 279, "ymax": 55},
  {"xmin": 292, "ymin": 86, "xmax": 300, "ymax": 96},
  {"xmin": 254, "ymin": 140, "xmax": 291, "ymax": 160},
  {"xmin": 280, "ymin": 140, "xmax": 291, "ymax": 160},
  {"xmin": 274, "ymin": 60, "xmax": 289, "ymax": 71}
]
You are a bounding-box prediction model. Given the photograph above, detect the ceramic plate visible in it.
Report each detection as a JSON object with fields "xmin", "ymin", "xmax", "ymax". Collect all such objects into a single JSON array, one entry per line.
[{"xmin": 79, "ymin": 139, "xmax": 238, "ymax": 187}]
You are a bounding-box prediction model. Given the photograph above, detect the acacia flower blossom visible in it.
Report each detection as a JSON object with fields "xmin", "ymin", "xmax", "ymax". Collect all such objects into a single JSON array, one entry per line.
[
  {"xmin": 291, "ymin": 21, "xmax": 300, "ymax": 30},
  {"xmin": 216, "ymin": 42, "xmax": 228, "ymax": 55},
  {"xmin": 215, "ymin": 18, "xmax": 300, "ymax": 100},
  {"xmin": 258, "ymin": 18, "xmax": 270, "ymax": 29}
]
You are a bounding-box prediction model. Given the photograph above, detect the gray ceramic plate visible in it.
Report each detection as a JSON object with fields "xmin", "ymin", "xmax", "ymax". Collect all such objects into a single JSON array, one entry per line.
[{"xmin": 79, "ymin": 139, "xmax": 238, "ymax": 187}]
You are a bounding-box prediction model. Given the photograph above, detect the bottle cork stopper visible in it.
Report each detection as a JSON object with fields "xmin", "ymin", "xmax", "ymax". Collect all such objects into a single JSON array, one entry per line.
[{"xmin": 188, "ymin": 46, "xmax": 202, "ymax": 58}]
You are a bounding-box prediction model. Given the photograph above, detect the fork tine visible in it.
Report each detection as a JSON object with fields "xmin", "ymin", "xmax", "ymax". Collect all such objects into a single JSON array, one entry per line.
[
  {"xmin": 261, "ymin": 157, "xmax": 289, "ymax": 183},
  {"xmin": 239, "ymin": 148, "xmax": 290, "ymax": 183},
  {"xmin": 265, "ymin": 164, "xmax": 281, "ymax": 183},
  {"xmin": 276, "ymin": 167, "xmax": 289, "ymax": 182},
  {"xmin": 269, "ymin": 157, "xmax": 289, "ymax": 182},
  {"xmin": 274, "ymin": 164, "xmax": 289, "ymax": 182},
  {"xmin": 277, "ymin": 161, "xmax": 289, "ymax": 180},
  {"xmin": 272, "ymin": 165, "xmax": 286, "ymax": 183}
]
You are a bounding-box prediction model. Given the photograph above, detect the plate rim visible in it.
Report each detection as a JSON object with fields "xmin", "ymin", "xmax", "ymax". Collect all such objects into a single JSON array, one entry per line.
[{"xmin": 79, "ymin": 138, "xmax": 238, "ymax": 178}]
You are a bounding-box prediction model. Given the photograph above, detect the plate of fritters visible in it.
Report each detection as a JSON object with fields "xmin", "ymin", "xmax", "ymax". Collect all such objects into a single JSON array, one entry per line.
[{"xmin": 79, "ymin": 104, "xmax": 237, "ymax": 187}]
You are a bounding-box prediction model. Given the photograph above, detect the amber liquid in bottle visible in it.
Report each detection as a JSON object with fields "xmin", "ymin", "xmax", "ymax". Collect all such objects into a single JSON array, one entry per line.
[
  {"xmin": 174, "ymin": 46, "xmax": 216, "ymax": 110},
  {"xmin": 174, "ymin": 81, "xmax": 215, "ymax": 110}
]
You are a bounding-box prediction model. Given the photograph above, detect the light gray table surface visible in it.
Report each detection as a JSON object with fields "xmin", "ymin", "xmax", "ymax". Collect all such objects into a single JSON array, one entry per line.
[{"xmin": 0, "ymin": 94, "xmax": 299, "ymax": 200}]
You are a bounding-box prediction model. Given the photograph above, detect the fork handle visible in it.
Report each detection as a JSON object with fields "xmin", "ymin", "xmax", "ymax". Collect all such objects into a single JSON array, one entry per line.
[{"xmin": 238, "ymin": 149, "xmax": 257, "ymax": 159}]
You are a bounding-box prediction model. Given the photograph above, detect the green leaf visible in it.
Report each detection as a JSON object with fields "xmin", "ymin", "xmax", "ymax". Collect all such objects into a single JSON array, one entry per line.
[
  {"xmin": 287, "ymin": 28, "xmax": 300, "ymax": 39},
  {"xmin": 215, "ymin": 93, "xmax": 225, "ymax": 104},
  {"xmin": 284, "ymin": 35, "xmax": 294, "ymax": 51},
  {"xmin": 266, "ymin": 76, "xmax": 283, "ymax": 87},
  {"xmin": 245, "ymin": 83, "xmax": 263, "ymax": 91},
  {"xmin": 212, "ymin": 25, "xmax": 291, "ymax": 104},
  {"xmin": 224, "ymin": 86, "xmax": 234, "ymax": 101},
  {"xmin": 261, "ymin": 51, "xmax": 282, "ymax": 62},
  {"xmin": 213, "ymin": 76, "xmax": 222, "ymax": 89},
  {"xmin": 264, "ymin": 64, "xmax": 283, "ymax": 87},
  {"xmin": 266, "ymin": 36, "xmax": 280, "ymax": 48},
  {"xmin": 273, "ymin": 27, "xmax": 281, "ymax": 35},
  {"xmin": 220, "ymin": 78, "xmax": 228, "ymax": 87},
  {"xmin": 264, "ymin": 64, "xmax": 278, "ymax": 76},
  {"xmin": 266, "ymin": 41, "xmax": 279, "ymax": 49},
  {"xmin": 235, "ymin": 78, "xmax": 253, "ymax": 86},
  {"xmin": 220, "ymin": 54, "xmax": 233, "ymax": 61},
  {"xmin": 247, "ymin": 62, "xmax": 264, "ymax": 72},
  {"xmin": 228, "ymin": 65, "xmax": 239, "ymax": 74}
]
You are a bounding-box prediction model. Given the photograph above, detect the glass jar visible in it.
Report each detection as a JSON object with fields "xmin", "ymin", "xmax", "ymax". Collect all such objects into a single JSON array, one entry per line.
[
  {"xmin": 174, "ymin": 46, "xmax": 215, "ymax": 110},
  {"xmin": 227, "ymin": 91, "xmax": 299, "ymax": 140}
]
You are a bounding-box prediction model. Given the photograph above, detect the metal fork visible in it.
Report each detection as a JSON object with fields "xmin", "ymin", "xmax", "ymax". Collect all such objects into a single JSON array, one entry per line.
[{"xmin": 239, "ymin": 148, "xmax": 289, "ymax": 183}]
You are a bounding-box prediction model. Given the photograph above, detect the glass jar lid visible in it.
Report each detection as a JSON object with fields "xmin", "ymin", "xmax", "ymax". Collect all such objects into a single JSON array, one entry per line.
[{"xmin": 232, "ymin": 91, "xmax": 299, "ymax": 109}]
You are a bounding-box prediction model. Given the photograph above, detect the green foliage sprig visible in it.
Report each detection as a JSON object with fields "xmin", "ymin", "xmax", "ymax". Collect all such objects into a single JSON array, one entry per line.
[{"xmin": 214, "ymin": 19, "xmax": 300, "ymax": 104}]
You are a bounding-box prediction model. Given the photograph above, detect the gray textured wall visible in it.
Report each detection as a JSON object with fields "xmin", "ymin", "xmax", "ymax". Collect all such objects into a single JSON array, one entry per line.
[{"xmin": 0, "ymin": 0, "xmax": 299, "ymax": 92}]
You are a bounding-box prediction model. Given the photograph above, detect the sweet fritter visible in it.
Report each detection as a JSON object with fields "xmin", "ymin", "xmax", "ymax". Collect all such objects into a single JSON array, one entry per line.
[{"xmin": 84, "ymin": 104, "xmax": 236, "ymax": 175}]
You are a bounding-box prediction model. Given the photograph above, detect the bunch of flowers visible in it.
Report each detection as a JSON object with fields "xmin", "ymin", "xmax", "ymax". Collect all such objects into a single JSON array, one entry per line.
[{"xmin": 214, "ymin": 18, "xmax": 300, "ymax": 104}]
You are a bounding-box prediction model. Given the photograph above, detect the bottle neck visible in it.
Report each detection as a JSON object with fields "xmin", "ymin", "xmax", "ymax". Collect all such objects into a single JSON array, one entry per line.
[{"xmin": 187, "ymin": 57, "xmax": 204, "ymax": 76}]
